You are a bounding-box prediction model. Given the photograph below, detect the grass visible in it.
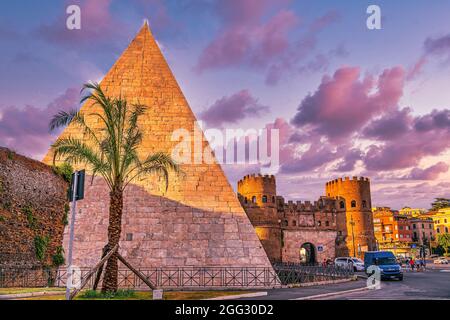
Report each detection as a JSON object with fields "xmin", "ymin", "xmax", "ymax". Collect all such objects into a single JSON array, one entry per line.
[
  {"xmin": 0, "ymin": 287, "xmax": 65, "ymax": 295},
  {"xmin": 15, "ymin": 289, "xmax": 253, "ymax": 300}
]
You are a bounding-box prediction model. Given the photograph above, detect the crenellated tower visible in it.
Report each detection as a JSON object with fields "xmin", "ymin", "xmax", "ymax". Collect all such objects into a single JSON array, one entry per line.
[
  {"xmin": 325, "ymin": 177, "xmax": 376, "ymax": 258},
  {"xmin": 238, "ymin": 174, "xmax": 281, "ymax": 262}
]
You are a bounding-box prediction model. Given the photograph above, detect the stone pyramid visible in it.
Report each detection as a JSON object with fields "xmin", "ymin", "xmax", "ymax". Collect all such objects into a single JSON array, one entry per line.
[{"xmin": 43, "ymin": 22, "xmax": 272, "ymax": 269}]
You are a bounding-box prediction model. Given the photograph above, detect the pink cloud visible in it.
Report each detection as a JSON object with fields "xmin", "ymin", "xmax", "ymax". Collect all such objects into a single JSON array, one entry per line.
[
  {"xmin": 196, "ymin": 9, "xmax": 298, "ymax": 73},
  {"xmin": 291, "ymin": 66, "xmax": 405, "ymax": 141},
  {"xmin": 200, "ymin": 90, "xmax": 269, "ymax": 127},
  {"xmin": 406, "ymin": 162, "xmax": 449, "ymax": 180},
  {"xmin": 0, "ymin": 88, "xmax": 79, "ymax": 159}
]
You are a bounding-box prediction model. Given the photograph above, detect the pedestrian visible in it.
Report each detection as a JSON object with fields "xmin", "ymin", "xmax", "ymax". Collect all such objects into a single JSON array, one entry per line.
[{"xmin": 409, "ymin": 257, "xmax": 415, "ymax": 271}]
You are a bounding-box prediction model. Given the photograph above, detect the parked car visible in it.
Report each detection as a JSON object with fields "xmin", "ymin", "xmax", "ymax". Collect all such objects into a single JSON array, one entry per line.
[
  {"xmin": 364, "ymin": 251, "xmax": 403, "ymax": 280},
  {"xmin": 334, "ymin": 257, "xmax": 365, "ymax": 271},
  {"xmin": 433, "ymin": 257, "xmax": 449, "ymax": 264}
]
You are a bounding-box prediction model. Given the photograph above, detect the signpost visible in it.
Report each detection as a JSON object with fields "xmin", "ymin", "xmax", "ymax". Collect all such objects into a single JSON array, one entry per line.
[{"xmin": 66, "ymin": 170, "xmax": 85, "ymax": 301}]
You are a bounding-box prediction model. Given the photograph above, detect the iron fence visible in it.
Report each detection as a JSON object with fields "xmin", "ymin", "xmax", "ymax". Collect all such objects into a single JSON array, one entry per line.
[
  {"xmin": 0, "ymin": 264, "xmax": 354, "ymax": 290},
  {"xmin": 273, "ymin": 263, "xmax": 354, "ymax": 285}
]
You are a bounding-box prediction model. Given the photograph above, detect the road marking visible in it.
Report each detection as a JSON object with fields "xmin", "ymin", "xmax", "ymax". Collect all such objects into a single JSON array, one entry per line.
[{"xmin": 440, "ymin": 270, "xmax": 450, "ymax": 272}]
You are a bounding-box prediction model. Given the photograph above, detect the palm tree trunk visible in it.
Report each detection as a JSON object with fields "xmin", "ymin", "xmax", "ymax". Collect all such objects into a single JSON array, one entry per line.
[{"xmin": 101, "ymin": 185, "xmax": 123, "ymax": 293}]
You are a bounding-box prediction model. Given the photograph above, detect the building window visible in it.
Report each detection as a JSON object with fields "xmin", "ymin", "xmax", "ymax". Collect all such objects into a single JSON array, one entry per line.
[
  {"xmin": 351, "ymin": 200, "xmax": 356, "ymax": 208},
  {"xmin": 293, "ymin": 220, "xmax": 297, "ymax": 227},
  {"xmin": 284, "ymin": 220, "xmax": 288, "ymax": 227},
  {"xmin": 252, "ymin": 196, "xmax": 257, "ymax": 203},
  {"xmin": 262, "ymin": 195, "xmax": 268, "ymax": 203},
  {"xmin": 437, "ymin": 228, "xmax": 440, "ymax": 234},
  {"xmin": 445, "ymin": 219, "xmax": 448, "ymax": 224},
  {"xmin": 325, "ymin": 221, "xmax": 330, "ymax": 227},
  {"xmin": 413, "ymin": 224, "xmax": 416, "ymax": 229},
  {"xmin": 317, "ymin": 221, "xmax": 322, "ymax": 226},
  {"xmin": 429, "ymin": 224, "xmax": 432, "ymax": 229},
  {"xmin": 446, "ymin": 227, "xmax": 449, "ymax": 233},
  {"xmin": 126, "ymin": 233, "xmax": 133, "ymax": 241},
  {"xmin": 244, "ymin": 197, "xmax": 248, "ymax": 204},
  {"xmin": 340, "ymin": 201, "xmax": 345, "ymax": 209},
  {"xmin": 362, "ymin": 200, "xmax": 367, "ymax": 208},
  {"xmin": 272, "ymin": 196, "xmax": 275, "ymax": 203},
  {"xmin": 422, "ymin": 224, "xmax": 425, "ymax": 229}
]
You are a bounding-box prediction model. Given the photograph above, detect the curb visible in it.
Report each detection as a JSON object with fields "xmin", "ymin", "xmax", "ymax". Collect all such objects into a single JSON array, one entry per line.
[
  {"xmin": 283, "ymin": 277, "xmax": 356, "ymax": 288},
  {"xmin": 205, "ymin": 292, "xmax": 268, "ymax": 300},
  {"xmin": 291, "ymin": 286, "xmax": 369, "ymax": 300},
  {"xmin": 0, "ymin": 290, "xmax": 64, "ymax": 300}
]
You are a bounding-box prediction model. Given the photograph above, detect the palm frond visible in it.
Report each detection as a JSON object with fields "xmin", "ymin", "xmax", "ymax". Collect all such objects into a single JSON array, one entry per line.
[{"xmin": 49, "ymin": 110, "xmax": 79, "ymax": 131}]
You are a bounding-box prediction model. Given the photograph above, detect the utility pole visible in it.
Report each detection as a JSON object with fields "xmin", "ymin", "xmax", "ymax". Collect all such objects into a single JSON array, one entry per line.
[
  {"xmin": 65, "ymin": 170, "xmax": 85, "ymax": 300},
  {"xmin": 350, "ymin": 216, "xmax": 356, "ymax": 257}
]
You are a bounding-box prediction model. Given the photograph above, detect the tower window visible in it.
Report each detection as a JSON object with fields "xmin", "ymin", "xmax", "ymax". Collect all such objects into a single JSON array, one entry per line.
[
  {"xmin": 351, "ymin": 200, "xmax": 356, "ymax": 208},
  {"xmin": 126, "ymin": 233, "xmax": 133, "ymax": 241},
  {"xmin": 362, "ymin": 200, "xmax": 367, "ymax": 208},
  {"xmin": 262, "ymin": 195, "xmax": 268, "ymax": 203},
  {"xmin": 244, "ymin": 197, "xmax": 248, "ymax": 204},
  {"xmin": 293, "ymin": 220, "xmax": 297, "ymax": 227},
  {"xmin": 325, "ymin": 221, "xmax": 330, "ymax": 227},
  {"xmin": 252, "ymin": 196, "xmax": 257, "ymax": 204},
  {"xmin": 272, "ymin": 196, "xmax": 275, "ymax": 203},
  {"xmin": 340, "ymin": 201, "xmax": 345, "ymax": 209}
]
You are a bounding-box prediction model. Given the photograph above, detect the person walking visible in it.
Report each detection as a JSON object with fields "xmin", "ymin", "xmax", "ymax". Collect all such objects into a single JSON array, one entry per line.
[{"xmin": 409, "ymin": 257, "xmax": 415, "ymax": 271}]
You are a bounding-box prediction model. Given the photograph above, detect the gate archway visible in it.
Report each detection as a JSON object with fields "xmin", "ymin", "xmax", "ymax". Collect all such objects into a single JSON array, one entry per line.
[{"xmin": 299, "ymin": 243, "xmax": 316, "ymax": 265}]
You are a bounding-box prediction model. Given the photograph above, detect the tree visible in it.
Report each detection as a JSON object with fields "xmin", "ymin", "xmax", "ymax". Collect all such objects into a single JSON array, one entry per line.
[
  {"xmin": 437, "ymin": 234, "xmax": 450, "ymax": 257},
  {"xmin": 431, "ymin": 198, "xmax": 450, "ymax": 211},
  {"xmin": 49, "ymin": 83, "xmax": 180, "ymax": 293}
]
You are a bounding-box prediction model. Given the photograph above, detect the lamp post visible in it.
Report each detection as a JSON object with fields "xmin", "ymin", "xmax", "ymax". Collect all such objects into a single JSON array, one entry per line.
[{"xmin": 350, "ymin": 216, "xmax": 357, "ymax": 257}]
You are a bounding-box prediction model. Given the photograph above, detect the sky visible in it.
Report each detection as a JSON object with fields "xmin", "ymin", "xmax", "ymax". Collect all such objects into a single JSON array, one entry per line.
[{"xmin": 0, "ymin": 0, "xmax": 449, "ymax": 209}]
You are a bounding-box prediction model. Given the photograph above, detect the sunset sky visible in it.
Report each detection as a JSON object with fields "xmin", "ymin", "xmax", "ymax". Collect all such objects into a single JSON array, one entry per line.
[{"xmin": 0, "ymin": 0, "xmax": 449, "ymax": 209}]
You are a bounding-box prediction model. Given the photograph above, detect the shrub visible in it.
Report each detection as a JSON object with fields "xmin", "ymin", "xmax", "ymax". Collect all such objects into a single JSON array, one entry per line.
[
  {"xmin": 34, "ymin": 235, "xmax": 50, "ymax": 261},
  {"xmin": 53, "ymin": 163, "xmax": 74, "ymax": 183},
  {"xmin": 6, "ymin": 150, "xmax": 14, "ymax": 160},
  {"xmin": 80, "ymin": 289, "xmax": 136, "ymax": 300},
  {"xmin": 52, "ymin": 246, "xmax": 65, "ymax": 266}
]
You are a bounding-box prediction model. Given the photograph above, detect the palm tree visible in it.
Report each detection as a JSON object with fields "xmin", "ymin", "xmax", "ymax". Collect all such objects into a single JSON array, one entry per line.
[{"xmin": 49, "ymin": 83, "xmax": 180, "ymax": 293}]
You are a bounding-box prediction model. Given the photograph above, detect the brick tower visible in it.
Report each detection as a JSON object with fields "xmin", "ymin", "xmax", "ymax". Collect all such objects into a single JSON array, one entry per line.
[
  {"xmin": 325, "ymin": 177, "xmax": 376, "ymax": 258},
  {"xmin": 237, "ymin": 174, "xmax": 282, "ymax": 263},
  {"xmin": 42, "ymin": 22, "xmax": 272, "ymax": 270}
]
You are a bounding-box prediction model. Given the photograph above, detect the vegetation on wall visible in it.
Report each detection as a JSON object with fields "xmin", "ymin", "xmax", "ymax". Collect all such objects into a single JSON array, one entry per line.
[
  {"xmin": 53, "ymin": 162, "xmax": 74, "ymax": 183},
  {"xmin": 22, "ymin": 204, "xmax": 37, "ymax": 229},
  {"xmin": 52, "ymin": 246, "xmax": 65, "ymax": 266},
  {"xmin": 34, "ymin": 235, "xmax": 50, "ymax": 261},
  {"xmin": 62, "ymin": 203, "xmax": 70, "ymax": 226}
]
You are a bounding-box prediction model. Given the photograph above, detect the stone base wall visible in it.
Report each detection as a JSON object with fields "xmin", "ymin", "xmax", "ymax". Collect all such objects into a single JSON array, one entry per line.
[
  {"xmin": 64, "ymin": 177, "xmax": 270, "ymax": 268},
  {"xmin": 0, "ymin": 148, "xmax": 68, "ymax": 268}
]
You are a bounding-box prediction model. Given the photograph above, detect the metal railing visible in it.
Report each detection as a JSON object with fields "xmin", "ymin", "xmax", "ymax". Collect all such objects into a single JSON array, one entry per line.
[
  {"xmin": 273, "ymin": 263, "xmax": 354, "ymax": 285},
  {"xmin": 0, "ymin": 264, "xmax": 354, "ymax": 289}
]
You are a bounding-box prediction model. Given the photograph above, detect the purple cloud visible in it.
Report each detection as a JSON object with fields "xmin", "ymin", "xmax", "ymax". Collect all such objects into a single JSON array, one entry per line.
[
  {"xmin": 0, "ymin": 88, "xmax": 79, "ymax": 159},
  {"xmin": 200, "ymin": 90, "xmax": 269, "ymax": 127},
  {"xmin": 362, "ymin": 108, "xmax": 413, "ymax": 141},
  {"xmin": 406, "ymin": 162, "xmax": 449, "ymax": 180},
  {"xmin": 291, "ymin": 66, "xmax": 405, "ymax": 141}
]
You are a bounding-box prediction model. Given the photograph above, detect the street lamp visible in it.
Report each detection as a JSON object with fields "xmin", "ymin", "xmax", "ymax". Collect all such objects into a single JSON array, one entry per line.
[{"xmin": 349, "ymin": 216, "xmax": 356, "ymax": 257}]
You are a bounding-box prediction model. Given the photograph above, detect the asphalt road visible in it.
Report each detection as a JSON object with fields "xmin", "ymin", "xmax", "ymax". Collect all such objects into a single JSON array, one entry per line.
[
  {"xmin": 240, "ymin": 264, "xmax": 450, "ymax": 300},
  {"xmin": 321, "ymin": 269, "xmax": 450, "ymax": 300}
]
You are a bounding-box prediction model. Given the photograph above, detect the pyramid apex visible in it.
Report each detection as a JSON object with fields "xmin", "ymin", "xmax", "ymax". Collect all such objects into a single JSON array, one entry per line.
[{"xmin": 140, "ymin": 19, "xmax": 153, "ymax": 35}]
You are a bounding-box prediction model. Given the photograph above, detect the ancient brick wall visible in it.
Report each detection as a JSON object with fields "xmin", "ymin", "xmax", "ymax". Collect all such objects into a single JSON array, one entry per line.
[{"xmin": 0, "ymin": 148, "xmax": 68, "ymax": 268}]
